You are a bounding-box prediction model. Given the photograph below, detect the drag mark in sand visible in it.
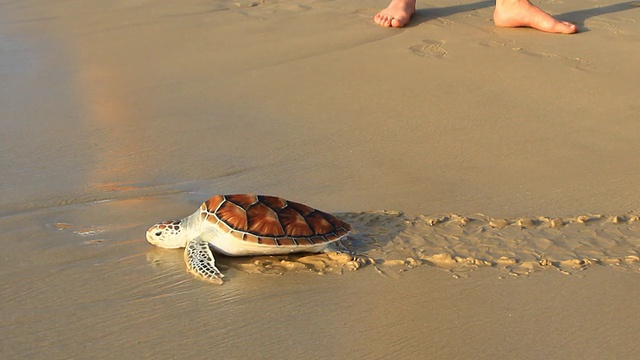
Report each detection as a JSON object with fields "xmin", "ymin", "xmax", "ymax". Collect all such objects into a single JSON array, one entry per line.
[{"xmin": 339, "ymin": 211, "xmax": 640, "ymax": 277}]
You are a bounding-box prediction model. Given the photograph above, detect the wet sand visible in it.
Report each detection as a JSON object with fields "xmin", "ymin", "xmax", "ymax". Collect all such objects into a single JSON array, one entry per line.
[{"xmin": 2, "ymin": 0, "xmax": 640, "ymax": 358}]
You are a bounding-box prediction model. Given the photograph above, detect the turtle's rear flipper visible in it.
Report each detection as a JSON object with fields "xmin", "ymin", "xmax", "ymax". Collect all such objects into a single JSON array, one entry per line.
[{"xmin": 184, "ymin": 237, "xmax": 225, "ymax": 284}]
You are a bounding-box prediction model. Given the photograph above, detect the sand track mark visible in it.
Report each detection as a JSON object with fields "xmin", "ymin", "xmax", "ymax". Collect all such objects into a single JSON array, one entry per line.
[
  {"xmin": 338, "ymin": 210, "xmax": 640, "ymax": 278},
  {"xmin": 479, "ymin": 38, "xmax": 515, "ymax": 48},
  {"xmin": 517, "ymin": 48, "xmax": 592, "ymax": 70},
  {"xmin": 409, "ymin": 39, "xmax": 448, "ymax": 58}
]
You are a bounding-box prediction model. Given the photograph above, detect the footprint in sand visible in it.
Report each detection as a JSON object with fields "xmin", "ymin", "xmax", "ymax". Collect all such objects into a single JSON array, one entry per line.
[
  {"xmin": 434, "ymin": 18, "xmax": 454, "ymax": 27},
  {"xmin": 516, "ymin": 48, "xmax": 593, "ymax": 70},
  {"xmin": 233, "ymin": 1, "xmax": 260, "ymax": 8},
  {"xmin": 409, "ymin": 40, "xmax": 447, "ymax": 58},
  {"xmin": 480, "ymin": 38, "xmax": 592, "ymax": 71},
  {"xmin": 479, "ymin": 38, "xmax": 515, "ymax": 48}
]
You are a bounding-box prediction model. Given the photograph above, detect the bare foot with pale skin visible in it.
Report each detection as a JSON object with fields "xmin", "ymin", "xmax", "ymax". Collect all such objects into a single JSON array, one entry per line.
[
  {"xmin": 374, "ymin": 0, "xmax": 416, "ymax": 28},
  {"xmin": 494, "ymin": 0, "xmax": 577, "ymax": 33},
  {"xmin": 374, "ymin": 0, "xmax": 576, "ymax": 34}
]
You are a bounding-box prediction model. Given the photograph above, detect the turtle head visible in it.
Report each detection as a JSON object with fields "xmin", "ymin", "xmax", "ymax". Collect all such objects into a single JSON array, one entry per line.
[{"xmin": 146, "ymin": 220, "xmax": 189, "ymax": 249}]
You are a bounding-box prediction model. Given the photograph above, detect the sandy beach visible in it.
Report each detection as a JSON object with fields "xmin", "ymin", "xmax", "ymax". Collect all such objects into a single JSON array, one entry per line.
[{"xmin": 2, "ymin": 0, "xmax": 640, "ymax": 358}]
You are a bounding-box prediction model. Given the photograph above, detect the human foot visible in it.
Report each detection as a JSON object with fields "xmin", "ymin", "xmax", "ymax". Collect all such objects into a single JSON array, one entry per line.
[
  {"xmin": 494, "ymin": 0, "xmax": 576, "ymax": 34},
  {"xmin": 374, "ymin": 0, "xmax": 416, "ymax": 28}
]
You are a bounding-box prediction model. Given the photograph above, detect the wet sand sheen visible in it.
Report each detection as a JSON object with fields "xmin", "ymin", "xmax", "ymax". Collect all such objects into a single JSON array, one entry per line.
[{"xmin": 2, "ymin": 0, "xmax": 640, "ymax": 358}]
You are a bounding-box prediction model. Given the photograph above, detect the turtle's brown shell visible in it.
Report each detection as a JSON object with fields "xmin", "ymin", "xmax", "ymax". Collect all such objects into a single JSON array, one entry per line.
[{"xmin": 199, "ymin": 194, "xmax": 351, "ymax": 247}]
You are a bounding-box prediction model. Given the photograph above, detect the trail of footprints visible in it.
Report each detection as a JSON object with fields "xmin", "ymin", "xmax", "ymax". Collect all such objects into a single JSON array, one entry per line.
[
  {"xmin": 480, "ymin": 37, "xmax": 592, "ymax": 70},
  {"xmin": 410, "ymin": 37, "xmax": 592, "ymax": 70}
]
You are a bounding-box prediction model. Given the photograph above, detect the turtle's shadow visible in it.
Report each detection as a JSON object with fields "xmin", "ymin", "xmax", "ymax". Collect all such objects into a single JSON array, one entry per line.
[
  {"xmin": 333, "ymin": 211, "xmax": 408, "ymax": 259},
  {"xmin": 407, "ymin": 0, "xmax": 639, "ymax": 31}
]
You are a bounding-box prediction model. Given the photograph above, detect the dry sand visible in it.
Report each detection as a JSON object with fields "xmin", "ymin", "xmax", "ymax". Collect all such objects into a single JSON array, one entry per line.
[{"xmin": 2, "ymin": 0, "xmax": 640, "ymax": 358}]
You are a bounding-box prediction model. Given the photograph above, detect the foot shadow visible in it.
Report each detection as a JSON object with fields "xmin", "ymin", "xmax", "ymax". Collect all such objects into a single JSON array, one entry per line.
[
  {"xmin": 405, "ymin": 0, "xmax": 639, "ymax": 32},
  {"xmin": 558, "ymin": 1, "xmax": 640, "ymax": 31},
  {"xmin": 408, "ymin": 0, "xmax": 494, "ymax": 27}
]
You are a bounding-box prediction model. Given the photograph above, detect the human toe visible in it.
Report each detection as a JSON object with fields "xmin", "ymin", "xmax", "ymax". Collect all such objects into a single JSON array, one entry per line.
[
  {"xmin": 375, "ymin": 14, "xmax": 392, "ymax": 27},
  {"xmin": 555, "ymin": 21, "xmax": 577, "ymax": 34}
]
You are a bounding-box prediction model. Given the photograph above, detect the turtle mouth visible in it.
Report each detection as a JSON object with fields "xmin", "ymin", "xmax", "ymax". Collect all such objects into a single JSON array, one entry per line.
[
  {"xmin": 145, "ymin": 230, "xmax": 161, "ymax": 246},
  {"xmin": 146, "ymin": 232, "xmax": 179, "ymax": 248},
  {"xmin": 145, "ymin": 220, "xmax": 184, "ymax": 247}
]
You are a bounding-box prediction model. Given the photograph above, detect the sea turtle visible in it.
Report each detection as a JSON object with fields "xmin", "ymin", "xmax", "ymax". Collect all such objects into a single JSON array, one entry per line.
[{"xmin": 146, "ymin": 194, "xmax": 352, "ymax": 283}]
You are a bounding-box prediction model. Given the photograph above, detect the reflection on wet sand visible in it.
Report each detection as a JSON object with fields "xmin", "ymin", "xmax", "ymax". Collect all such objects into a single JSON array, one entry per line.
[{"xmin": 75, "ymin": 52, "xmax": 144, "ymax": 191}]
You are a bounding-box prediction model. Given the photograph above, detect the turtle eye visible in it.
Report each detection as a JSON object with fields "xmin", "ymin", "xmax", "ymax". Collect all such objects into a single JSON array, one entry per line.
[{"xmin": 155, "ymin": 231, "xmax": 162, "ymax": 237}]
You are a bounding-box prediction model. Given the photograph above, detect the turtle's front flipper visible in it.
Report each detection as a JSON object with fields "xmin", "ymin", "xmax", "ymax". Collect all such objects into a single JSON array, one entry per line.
[{"xmin": 184, "ymin": 237, "xmax": 225, "ymax": 284}]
